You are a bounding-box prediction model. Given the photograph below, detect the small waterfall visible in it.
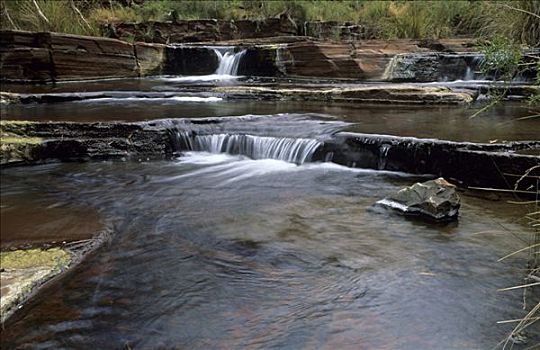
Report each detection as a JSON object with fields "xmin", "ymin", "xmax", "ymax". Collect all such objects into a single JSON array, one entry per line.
[
  {"xmin": 463, "ymin": 55, "xmax": 485, "ymax": 81},
  {"xmin": 171, "ymin": 131, "xmax": 321, "ymax": 164},
  {"xmin": 213, "ymin": 48, "xmax": 246, "ymax": 76}
]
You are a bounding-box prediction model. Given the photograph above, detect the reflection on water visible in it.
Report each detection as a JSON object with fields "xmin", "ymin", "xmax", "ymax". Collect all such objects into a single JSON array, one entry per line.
[
  {"xmin": 0, "ymin": 154, "xmax": 535, "ymax": 349},
  {"xmin": 2, "ymin": 98, "xmax": 538, "ymax": 143}
]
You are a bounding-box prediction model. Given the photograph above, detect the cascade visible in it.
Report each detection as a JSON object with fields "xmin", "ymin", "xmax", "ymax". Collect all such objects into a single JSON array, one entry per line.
[
  {"xmin": 212, "ymin": 48, "xmax": 247, "ymax": 76},
  {"xmin": 171, "ymin": 131, "xmax": 321, "ymax": 165}
]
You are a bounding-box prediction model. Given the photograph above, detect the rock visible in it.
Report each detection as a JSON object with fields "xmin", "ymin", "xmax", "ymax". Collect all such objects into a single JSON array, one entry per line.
[
  {"xmin": 164, "ymin": 46, "xmax": 219, "ymax": 75},
  {"xmin": 212, "ymin": 85, "xmax": 476, "ymax": 104},
  {"xmin": 104, "ymin": 16, "xmax": 298, "ymax": 44},
  {"xmin": 50, "ymin": 32, "xmax": 138, "ymax": 81},
  {"xmin": 376, "ymin": 178, "xmax": 461, "ymax": 221},
  {"xmin": 0, "ymin": 92, "xmax": 21, "ymax": 105},
  {"xmin": 0, "ymin": 248, "xmax": 71, "ymax": 323},
  {"xmin": 135, "ymin": 42, "xmax": 165, "ymax": 75},
  {"xmin": 0, "ymin": 30, "xmax": 170, "ymax": 82}
]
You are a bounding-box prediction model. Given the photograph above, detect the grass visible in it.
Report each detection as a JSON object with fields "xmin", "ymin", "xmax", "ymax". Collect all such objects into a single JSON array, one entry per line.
[{"xmin": 1, "ymin": 1, "xmax": 539, "ymax": 45}]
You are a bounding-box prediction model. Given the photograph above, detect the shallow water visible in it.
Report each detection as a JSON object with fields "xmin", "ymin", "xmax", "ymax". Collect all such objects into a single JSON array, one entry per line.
[
  {"xmin": 1, "ymin": 151, "xmax": 536, "ymax": 349},
  {"xmin": 3, "ymin": 98, "xmax": 539, "ymax": 143}
]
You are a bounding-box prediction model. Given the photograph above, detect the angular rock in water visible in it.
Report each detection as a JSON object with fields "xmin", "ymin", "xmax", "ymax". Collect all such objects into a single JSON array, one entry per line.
[{"xmin": 376, "ymin": 178, "xmax": 460, "ymax": 221}]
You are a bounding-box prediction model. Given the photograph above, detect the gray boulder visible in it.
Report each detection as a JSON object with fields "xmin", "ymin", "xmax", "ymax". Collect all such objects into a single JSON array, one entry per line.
[{"xmin": 376, "ymin": 178, "xmax": 460, "ymax": 221}]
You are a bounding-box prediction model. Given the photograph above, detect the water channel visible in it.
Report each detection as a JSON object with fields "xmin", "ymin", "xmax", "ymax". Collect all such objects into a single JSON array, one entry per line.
[{"xmin": 1, "ymin": 51, "xmax": 539, "ymax": 349}]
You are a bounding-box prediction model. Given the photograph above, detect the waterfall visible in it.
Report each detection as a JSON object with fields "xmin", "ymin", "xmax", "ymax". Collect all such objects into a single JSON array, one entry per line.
[
  {"xmin": 171, "ymin": 131, "xmax": 321, "ymax": 165},
  {"xmin": 463, "ymin": 55, "xmax": 485, "ymax": 81},
  {"xmin": 213, "ymin": 48, "xmax": 246, "ymax": 76}
]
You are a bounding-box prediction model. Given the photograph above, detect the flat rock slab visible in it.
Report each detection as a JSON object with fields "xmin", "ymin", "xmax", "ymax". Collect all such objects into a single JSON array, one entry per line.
[
  {"xmin": 0, "ymin": 248, "xmax": 71, "ymax": 323},
  {"xmin": 213, "ymin": 85, "xmax": 475, "ymax": 104}
]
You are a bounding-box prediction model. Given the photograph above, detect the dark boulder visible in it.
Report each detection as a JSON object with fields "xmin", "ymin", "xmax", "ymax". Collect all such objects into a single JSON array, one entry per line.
[{"xmin": 376, "ymin": 178, "xmax": 461, "ymax": 221}]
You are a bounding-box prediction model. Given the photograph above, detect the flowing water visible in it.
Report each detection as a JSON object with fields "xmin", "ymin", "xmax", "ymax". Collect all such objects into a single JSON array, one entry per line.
[
  {"xmin": 2, "ymin": 68, "xmax": 539, "ymax": 348},
  {"xmin": 0, "ymin": 147, "xmax": 534, "ymax": 349}
]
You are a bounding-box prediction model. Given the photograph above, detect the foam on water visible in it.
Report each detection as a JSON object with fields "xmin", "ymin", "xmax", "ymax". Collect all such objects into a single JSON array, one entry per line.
[{"xmin": 76, "ymin": 96, "xmax": 223, "ymax": 103}]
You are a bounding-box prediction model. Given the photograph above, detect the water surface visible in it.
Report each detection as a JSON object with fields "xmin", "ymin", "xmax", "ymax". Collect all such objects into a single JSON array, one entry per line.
[{"xmin": 0, "ymin": 153, "xmax": 535, "ymax": 349}]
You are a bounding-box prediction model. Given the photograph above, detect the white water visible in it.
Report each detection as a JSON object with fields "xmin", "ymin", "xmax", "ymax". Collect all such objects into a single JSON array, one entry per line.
[
  {"xmin": 77, "ymin": 96, "xmax": 223, "ymax": 103},
  {"xmin": 213, "ymin": 48, "xmax": 247, "ymax": 76},
  {"xmin": 163, "ymin": 151, "xmax": 405, "ymax": 185},
  {"xmin": 159, "ymin": 47, "xmax": 246, "ymax": 82},
  {"xmin": 173, "ymin": 132, "xmax": 322, "ymax": 165}
]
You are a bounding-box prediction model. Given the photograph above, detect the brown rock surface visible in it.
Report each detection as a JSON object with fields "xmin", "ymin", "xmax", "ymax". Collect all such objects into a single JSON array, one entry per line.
[
  {"xmin": 135, "ymin": 42, "xmax": 165, "ymax": 75},
  {"xmin": 0, "ymin": 30, "xmax": 166, "ymax": 82}
]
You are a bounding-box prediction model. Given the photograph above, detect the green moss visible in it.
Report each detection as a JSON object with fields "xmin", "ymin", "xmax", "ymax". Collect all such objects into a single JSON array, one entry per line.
[
  {"xmin": 0, "ymin": 248, "xmax": 71, "ymax": 270},
  {"xmin": 0, "ymin": 137, "xmax": 42, "ymax": 144},
  {"xmin": 0, "ymin": 120, "xmax": 37, "ymax": 137}
]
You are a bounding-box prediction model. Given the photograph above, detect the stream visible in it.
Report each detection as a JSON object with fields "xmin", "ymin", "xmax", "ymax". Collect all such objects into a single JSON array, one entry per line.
[
  {"xmin": 1, "ymin": 48, "xmax": 539, "ymax": 348},
  {"xmin": 0, "ymin": 112, "xmax": 536, "ymax": 348}
]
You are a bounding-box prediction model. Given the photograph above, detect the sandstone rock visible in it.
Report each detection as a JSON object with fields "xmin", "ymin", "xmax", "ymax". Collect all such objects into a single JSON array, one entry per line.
[
  {"xmin": 50, "ymin": 32, "xmax": 138, "ymax": 81},
  {"xmin": 0, "ymin": 31, "xmax": 54, "ymax": 82},
  {"xmin": 212, "ymin": 85, "xmax": 475, "ymax": 104},
  {"xmin": 135, "ymin": 42, "xmax": 165, "ymax": 75},
  {"xmin": 376, "ymin": 178, "xmax": 460, "ymax": 221},
  {"xmin": 105, "ymin": 15, "xmax": 297, "ymax": 44}
]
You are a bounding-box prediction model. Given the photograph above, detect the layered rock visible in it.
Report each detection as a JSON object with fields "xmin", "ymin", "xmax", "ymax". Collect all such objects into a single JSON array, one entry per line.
[
  {"xmin": 273, "ymin": 39, "xmax": 479, "ymax": 80},
  {"xmin": 213, "ymin": 85, "xmax": 476, "ymax": 104},
  {"xmin": 104, "ymin": 15, "xmax": 298, "ymax": 44},
  {"xmin": 1, "ymin": 30, "xmax": 484, "ymax": 82},
  {"xmin": 0, "ymin": 30, "xmax": 139, "ymax": 82},
  {"xmin": 0, "ymin": 120, "xmax": 172, "ymax": 165},
  {"xmin": 376, "ymin": 178, "xmax": 461, "ymax": 221},
  {"xmin": 321, "ymin": 132, "xmax": 540, "ymax": 191},
  {"xmin": 2, "ymin": 119, "xmax": 538, "ymax": 193}
]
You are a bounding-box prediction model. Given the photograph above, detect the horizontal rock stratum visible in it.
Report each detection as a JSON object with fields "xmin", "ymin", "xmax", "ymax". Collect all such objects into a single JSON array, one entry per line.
[
  {"xmin": 1, "ymin": 30, "xmax": 487, "ymax": 83},
  {"xmin": 1, "ymin": 119, "xmax": 538, "ymax": 193}
]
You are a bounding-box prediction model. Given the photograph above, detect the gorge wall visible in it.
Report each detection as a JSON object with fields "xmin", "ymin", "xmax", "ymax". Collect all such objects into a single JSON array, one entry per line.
[{"xmin": 1, "ymin": 30, "xmax": 485, "ymax": 83}]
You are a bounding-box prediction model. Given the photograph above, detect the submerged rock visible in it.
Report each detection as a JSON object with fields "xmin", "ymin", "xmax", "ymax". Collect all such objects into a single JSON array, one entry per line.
[{"xmin": 377, "ymin": 178, "xmax": 460, "ymax": 221}]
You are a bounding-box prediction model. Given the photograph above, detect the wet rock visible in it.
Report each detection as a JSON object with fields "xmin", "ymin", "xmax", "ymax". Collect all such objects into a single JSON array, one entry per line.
[
  {"xmin": 377, "ymin": 178, "xmax": 461, "ymax": 221},
  {"xmin": 212, "ymin": 85, "xmax": 475, "ymax": 104},
  {"xmin": 323, "ymin": 132, "xmax": 540, "ymax": 191},
  {"xmin": 0, "ymin": 248, "xmax": 71, "ymax": 323},
  {"xmin": 0, "ymin": 120, "xmax": 172, "ymax": 165},
  {"xmin": 164, "ymin": 46, "xmax": 219, "ymax": 75},
  {"xmin": 0, "ymin": 92, "xmax": 21, "ymax": 105}
]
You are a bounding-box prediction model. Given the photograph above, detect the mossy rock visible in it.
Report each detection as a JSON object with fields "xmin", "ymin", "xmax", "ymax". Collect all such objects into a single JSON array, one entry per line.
[
  {"xmin": 0, "ymin": 120, "xmax": 37, "ymax": 137},
  {"xmin": 0, "ymin": 136, "xmax": 43, "ymax": 164},
  {"xmin": 1, "ymin": 248, "xmax": 71, "ymax": 270}
]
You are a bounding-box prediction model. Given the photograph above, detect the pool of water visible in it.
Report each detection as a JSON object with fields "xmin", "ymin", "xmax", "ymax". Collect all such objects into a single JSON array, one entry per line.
[
  {"xmin": 3, "ymin": 76, "xmax": 539, "ymax": 143},
  {"xmin": 0, "ymin": 152, "xmax": 536, "ymax": 349},
  {"xmin": 2, "ymin": 99, "xmax": 539, "ymax": 143}
]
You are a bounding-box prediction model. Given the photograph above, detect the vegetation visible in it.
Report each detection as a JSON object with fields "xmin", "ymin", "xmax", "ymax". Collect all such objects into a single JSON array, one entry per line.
[
  {"xmin": 0, "ymin": 248, "xmax": 71, "ymax": 270},
  {"xmin": 1, "ymin": 1, "xmax": 539, "ymax": 45}
]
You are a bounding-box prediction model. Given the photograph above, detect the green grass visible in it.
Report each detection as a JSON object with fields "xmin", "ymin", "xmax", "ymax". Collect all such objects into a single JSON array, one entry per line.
[{"xmin": 1, "ymin": 1, "xmax": 538, "ymax": 44}]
